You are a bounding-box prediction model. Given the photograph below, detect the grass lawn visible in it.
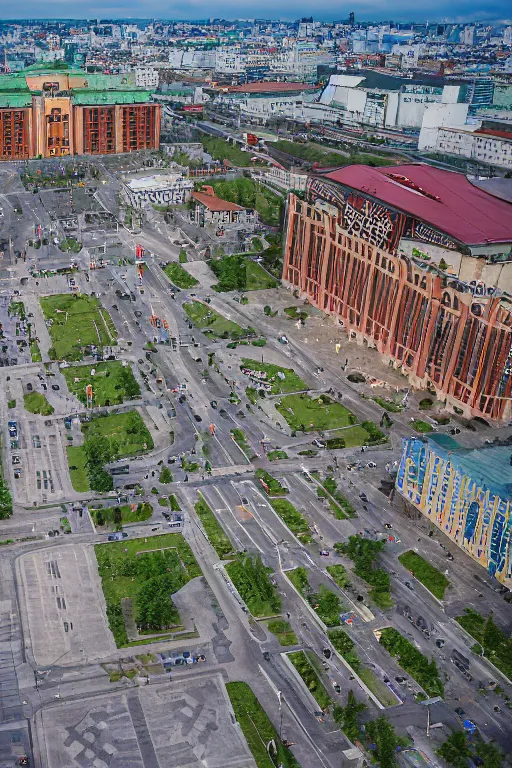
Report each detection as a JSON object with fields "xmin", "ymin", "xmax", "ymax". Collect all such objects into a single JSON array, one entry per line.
[
  {"xmin": 325, "ymin": 425, "xmax": 372, "ymax": 448},
  {"xmin": 40, "ymin": 293, "xmax": 117, "ymax": 360},
  {"xmin": 268, "ymin": 450, "xmax": 288, "ymax": 461},
  {"xmin": 30, "ymin": 341, "xmax": 42, "ymax": 362},
  {"xmin": 288, "ymin": 650, "xmax": 331, "ymax": 710},
  {"xmin": 24, "ymin": 392, "xmax": 54, "ymax": 416},
  {"xmin": 412, "ymin": 420, "xmax": 433, "ymax": 433},
  {"xmin": 287, "ymin": 566, "xmax": 310, "ymax": 595},
  {"xmin": 66, "ymin": 446, "xmax": 89, "ymax": 492},
  {"xmin": 327, "ymin": 564, "xmax": 351, "ymax": 589},
  {"xmin": 95, "ymin": 533, "xmax": 201, "ymax": 647},
  {"xmin": 398, "ymin": 550, "xmax": 450, "ymax": 600},
  {"xmin": 90, "ymin": 502, "xmax": 152, "ymax": 528},
  {"xmin": 201, "ymin": 137, "xmax": 252, "ymax": 167},
  {"xmin": 226, "ymin": 682, "xmax": 300, "ymax": 768},
  {"xmin": 267, "ymin": 619, "xmax": 298, "ymax": 646},
  {"xmin": 276, "ymin": 393, "xmax": 357, "ymax": 432},
  {"xmin": 269, "ymin": 498, "xmax": 312, "ymax": 542},
  {"xmin": 183, "ymin": 300, "xmax": 246, "ymax": 339},
  {"xmin": 358, "ymin": 667, "xmax": 400, "ymax": 707},
  {"xmin": 195, "ymin": 493, "xmax": 236, "ymax": 559},
  {"xmin": 255, "ymin": 469, "xmax": 288, "ymax": 496},
  {"xmin": 162, "ymin": 262, "xmax": 199, "ymax": 289},
  {"xmin": 62, "ymin": 361, "xmax": 140, "ymax": 407},
  {"xmin": 230, "ymin": 428, "xmax": 252, "ymax": 457},
  {"xmin": 226, "ymin": 553, "xmax": 281, "ymax": 617},
  {"xmin": 81, "ymin": 411, "xmax": 153, "ymax": 457},
  {"xmin": 246, "ymin": 260, "xmax": 278, "ymax": 291},
  {"xmin": 240, "ymin": 359, "xmax": 308, "ymax": 394}
]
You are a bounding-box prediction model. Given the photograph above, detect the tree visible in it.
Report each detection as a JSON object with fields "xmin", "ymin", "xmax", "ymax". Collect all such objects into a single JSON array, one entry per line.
[
  {"xmin": 119, "ymin": 366, "xmax": 140, "ymax": 399},
  {"xmin": 113, "ymin": 506, "xmax": 122, "ymax": 525},
  {"xmin": 126, "ymin": 411, "xmax": 142, "ymax": 435},
  {"xmin": 437, "ymin": 732, "xmax": 471, "ymax": 768},
  {"xmin": 333, "ymin": 690, "xmax": 366, "ymax": 741},
  {"xmin": 159, "ymin": 467, "xmax": 173, "ymax": 484},
  {"xmin": 366, "ymin": 717, "xmax": 403, "ymax": 768},
  {"xmin": 84, "ymin": 435, "xmax": 113, "ymax": 467},
  {"xmin": 88, "ymin": 466, "xmax": 113, "ymax": 493},
  {"xmin": 474, "ymin": 740, "xmax": 504, "ymax": 768}
]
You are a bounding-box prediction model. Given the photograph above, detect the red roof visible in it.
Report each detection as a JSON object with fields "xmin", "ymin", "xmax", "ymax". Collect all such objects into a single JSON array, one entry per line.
[
  {"xmin": 322, "ymin": 163, "xmax": 512, "ymax": 246},
  {"xmin": 222, "ymin": 81, "xmax": 317, "ymax": 94},
  {"xmin": 192, "ymin": 191, "xmax": 244, "ymax": 212},
  {"xmin": 475, "ymin": 127, "xmax": 512, "ymax": 141}
]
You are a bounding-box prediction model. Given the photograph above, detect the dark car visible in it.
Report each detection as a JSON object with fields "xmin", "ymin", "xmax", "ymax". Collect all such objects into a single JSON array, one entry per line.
[
  {"xmin": 193, "ymin": 414, "xmax": 202, "ymax": 422},
  {"xmin": 52, "ymin": 384, "xmax": 59, "ymax": 391},
  {"xmin": 26, "ymin": 383, "xmax": 33, "ymax": 391}
]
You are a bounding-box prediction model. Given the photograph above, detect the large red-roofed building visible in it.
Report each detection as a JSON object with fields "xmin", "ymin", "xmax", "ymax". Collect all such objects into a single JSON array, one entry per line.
[{"xmin": 282, "ymin": 163, "xmax": 512, "ymax": 421}]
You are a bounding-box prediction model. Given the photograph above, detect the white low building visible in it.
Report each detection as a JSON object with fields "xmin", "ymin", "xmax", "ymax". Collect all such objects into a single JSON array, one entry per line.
[
  {"xmin": 419, "ymin": 110, "xmax": 512, "ymax": 169},
  {"xmin": 134, "ymin": 67, "xmax": 159, "ymax": 89},
  {"xmin": 123, "ymin": 173, "xmax": 194, "ymax": 209}
]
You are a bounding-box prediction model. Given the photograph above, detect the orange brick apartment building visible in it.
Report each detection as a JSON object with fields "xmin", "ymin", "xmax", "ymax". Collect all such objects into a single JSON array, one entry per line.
[
  {"xmin": 0, "ymin": 63, "xmax": 161, "ymax": 159},
  {"xmin": 283, "ymin": 164, "xmax": 512, "ymax": 422}
]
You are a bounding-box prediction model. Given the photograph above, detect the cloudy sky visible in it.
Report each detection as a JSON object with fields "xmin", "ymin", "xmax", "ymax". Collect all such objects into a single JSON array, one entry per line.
[{"xmin": 0, "ymin": 0, "xmax": 509, "ymax": 22}]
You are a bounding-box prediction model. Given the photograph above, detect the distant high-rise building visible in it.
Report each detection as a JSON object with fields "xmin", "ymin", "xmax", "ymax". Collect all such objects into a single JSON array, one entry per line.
[{"xmin": 349, "ymin": 12, "xmax": 355, "ymax": 26}]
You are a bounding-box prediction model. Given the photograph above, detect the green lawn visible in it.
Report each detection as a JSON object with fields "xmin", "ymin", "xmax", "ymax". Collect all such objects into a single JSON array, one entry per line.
[
  {"xmin": 240, "ymin": 359, "xmax": 308, "ymax": 394},
  {"xmin": 195, "ymin": 493, "xmax": 236, "ymax": 559},
  {"xmin": 268, "ymin": 450, "xmax": 288, "ymax": 461},
  {"xmin": 412, "ymin": 420, "xmax": 433, "ymax": 433},
  {"xmin": 246, "ymin": 260, "xmax": 278, "ymax": 290},
  {"xmin": 24, "ymin": 392, "xmax": 54, "ymax": 416},
  {"xmin": 66, "ymin": 446, "xmax": 89, "ymax": 492},
  {"xmin": 90, "ymin": 503, "xmax": 153, "ymax": 528},
  {"xmin": 162, "ymin": 262, "xmax": 199, "ymax": 289},
  {"xmin": 358, "ymin": 667, "xmax": 400, "ymax": 707},
  {"xmin": 276, "ymin": 393, "xmax": 357, "ymax": 432},
  {"xmin": 230, "ymin": 428, "xmax": 252, "ymax": 457},
  {"xmin": 398, "ymin": 551, "xmax": 450, "ymax": 600},
  {"xmin": 325, "ymin": 425, "xmax": 373, "ymax": 448},
  {"xmin": 40, "ymin": 293, "xmax": 117, "ymax": 360},
  {"xmin": 62, "ymin": 362, "xmax": 140, "ymax": 407},
  {"xmin": 183, "ymin": 300, "xmax": 246, "ymax": 339},
  {"xmin": 255, "ymin": 469, "xmax": 288, "ymax": 496},
  {"xmin": 288, "ymin": 651, "xmax": 331, "ymax": 710},
  {"xmin": 30, "ymin": 340, "xmax": 42, "ymax": 362},
  {"xmin": 226, "ymin": 682, "xmax": 300, "ymax": 768},
  {"xmin": 81, "ymin": 411, "xmax": 153, "ymax": 457},
  {"xmin": 226, "ymin": 553, "xmax": 281, "ymax": 617},
  {"xmin": 201, "ymin": 137, "xmax": 252, "ymax": 167},
  {"xmin": 267, "ymin": 619, "xmax": 298, "ymax": 646},
  {"xmin": 287, "ymin": 566, "xmax": 310, "ymax": 595},
  {"xmin": 95, "ymin": 533, "xmax": 201, "ymax": 647},
  {"xmin": 269, "ymin": 498, "xmax": 312, "ymax": 542},
  {"xmin": 327, "ymin": 564, "xmax": 351, "ymax": 589}
]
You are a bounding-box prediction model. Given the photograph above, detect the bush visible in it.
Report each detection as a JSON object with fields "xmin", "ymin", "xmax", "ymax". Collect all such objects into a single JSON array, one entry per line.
[
  {"xmin": 419, "ymin": 398, "xmax": 433, "ymax": 410},
  {"xmin": 379, "ymin": 627, "xmax": 444, "ymax": 697},
  {"xmin": 226, "ymin": 553, "xmax": 281, "ymax": 617}
]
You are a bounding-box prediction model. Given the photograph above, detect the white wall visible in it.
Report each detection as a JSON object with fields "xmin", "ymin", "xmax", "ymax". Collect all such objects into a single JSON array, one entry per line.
[{"xmin": 418, "ymin": 102, "xmax": 470, "ymax": 150}]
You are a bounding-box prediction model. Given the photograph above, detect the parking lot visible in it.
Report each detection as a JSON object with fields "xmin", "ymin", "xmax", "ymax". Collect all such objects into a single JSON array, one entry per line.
[
  {"xmin": 39, "ymin": 672, "xmax": 255, "ymax": 768},
  {"xmin": 17, "ymin": 543, "xmax": 116, "ymax": 667}
]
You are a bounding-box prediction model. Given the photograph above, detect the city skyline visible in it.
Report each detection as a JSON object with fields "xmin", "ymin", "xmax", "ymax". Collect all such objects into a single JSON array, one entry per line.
[{"xmin": 0, "ymin": 2, "xmax": 510, "ymax": 22}]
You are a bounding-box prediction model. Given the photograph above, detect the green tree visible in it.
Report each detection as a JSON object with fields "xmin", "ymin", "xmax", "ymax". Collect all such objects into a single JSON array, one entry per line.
[
  {"xmin": 474, "ymin": 741, "xmax": 503, "ymax": 768},
  {"xmin": 333, "ymin": 690, "xmax": 366, "ymax": 741},
  {"xmin": 112, "ymin": 506, "xmax": 122, "ymax": 525},
  {"xmin": 366, "ymin": 717, "xmax": 403, "ymax": 768},
  {"xmin": 437, "ymin": 732, "xmax": 471, "ymax": 768},
  {"xmin": 88, "ymin": 466, "xmax": 114, "ymax": 493},
  {"xmin": 84, "ymin": 435, "xmax": 113, "ymax": 467},
  {"xmin": 159, "ymin": 467, "xmax": 173, "ymax": 484}
]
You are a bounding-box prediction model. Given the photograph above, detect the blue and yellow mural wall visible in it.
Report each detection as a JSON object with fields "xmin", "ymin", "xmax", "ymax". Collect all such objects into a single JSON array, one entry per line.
[{"xmin": 396, "ymin": 437, "xmax": 512, "ymax": 587}]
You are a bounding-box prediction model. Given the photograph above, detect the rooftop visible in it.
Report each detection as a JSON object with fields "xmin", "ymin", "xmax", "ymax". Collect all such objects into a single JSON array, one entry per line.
[
  {"xmin": 192, "ymin": 190, "xmax": 244, "ymax": 212},
  {"xmin": 220, "ymin": 81, "xmax": 318, "ymax": 94},
  {"xmin": 425, "ymin": 436, "xmax": 512, "ymax": 501},
  {"xmin": 321, "ymin": 163, "xmax": 512, "ymax": 247}
]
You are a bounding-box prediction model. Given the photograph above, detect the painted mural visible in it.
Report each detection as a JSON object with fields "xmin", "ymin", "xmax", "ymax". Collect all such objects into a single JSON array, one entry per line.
[{"xmin": 396, "ymin": 437, "xmax": 512, "ymax": 587}]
